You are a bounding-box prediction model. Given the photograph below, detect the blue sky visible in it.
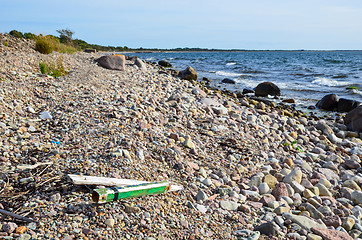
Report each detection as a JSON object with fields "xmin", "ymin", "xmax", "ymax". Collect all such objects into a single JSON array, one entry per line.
[{"xmin": 1, "ymin": 0, "xmax": 362, "ymax": 50}]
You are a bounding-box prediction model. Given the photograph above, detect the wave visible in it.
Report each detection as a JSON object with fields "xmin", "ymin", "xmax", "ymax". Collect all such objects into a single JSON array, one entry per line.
[
  {"xmin": 215, "ymin": 71, "xmax": 242, "ymax": 77},
  {"xmin": 312, "ymin": 77, "xmax": 351, "ymax": 87},
  {"xmin": 226, "ymin": 62, "xmax": 236, "ymax": 66},
  {"xmin": 351, "ymin": 89, "xmax": 362, "ymax": 97},
  {"xmin": 146, "ymin": 57, "xmax": 156, "ymax": 61}
]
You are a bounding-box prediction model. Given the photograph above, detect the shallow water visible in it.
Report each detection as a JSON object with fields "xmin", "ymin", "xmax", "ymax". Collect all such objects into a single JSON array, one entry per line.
[{"xmin": 130, "ymin": 51, "xmax": 362, "ymax": 106}]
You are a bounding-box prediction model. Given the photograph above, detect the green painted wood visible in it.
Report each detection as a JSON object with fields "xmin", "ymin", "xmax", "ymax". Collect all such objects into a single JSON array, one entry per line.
[{"xmin": 92, "ymin": 181, "xmax": 170, "ymax": 203}]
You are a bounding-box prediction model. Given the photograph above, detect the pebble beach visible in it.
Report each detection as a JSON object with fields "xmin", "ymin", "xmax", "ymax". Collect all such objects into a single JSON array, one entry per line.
[{"xmin": 0, "ymin": 34, "xmax": 362, "ymax": 240}]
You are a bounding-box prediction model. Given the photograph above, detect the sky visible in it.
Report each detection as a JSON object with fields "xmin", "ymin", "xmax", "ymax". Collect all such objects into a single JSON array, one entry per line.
[{"xmin": 1, "ymin": 0, "xmax": 362, "ymax": 50}]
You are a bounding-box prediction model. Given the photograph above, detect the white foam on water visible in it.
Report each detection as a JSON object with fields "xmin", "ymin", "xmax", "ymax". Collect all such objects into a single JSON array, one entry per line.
[
  {"xmin": 146, "ymin": 57, "xmax": 156, "ymax": 61},
  {"xmin": 351, "ymin": 89, "xmax": 362, "ymax": 97},
  {"xmin": 216, "ymin": 71, "xmax": 242, "ymax": 77},
  {"xmin": 312, "ymin": 77, "xmax": 350, "ymax": 87},
  {"xmin": 226, "ymin": 62, "xmax": 236, "ymax": 66}
]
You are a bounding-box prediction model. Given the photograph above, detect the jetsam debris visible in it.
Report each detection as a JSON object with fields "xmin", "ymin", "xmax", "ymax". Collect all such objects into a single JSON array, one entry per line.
[{"xmin": 68, "ymin": 174, "xmax": 183, "ymax": 203}]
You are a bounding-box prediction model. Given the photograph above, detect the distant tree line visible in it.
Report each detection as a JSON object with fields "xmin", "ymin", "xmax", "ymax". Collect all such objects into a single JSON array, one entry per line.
[
  {"xmin": 8, "ymin": 29, "xmax": 129, "ymax": 52},
  {"xmin": 7, "ymin": 29, "xmax": 245, "ymax": 52}
]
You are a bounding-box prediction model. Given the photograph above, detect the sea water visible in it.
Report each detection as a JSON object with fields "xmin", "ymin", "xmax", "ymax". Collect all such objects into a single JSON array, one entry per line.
[{"xmin": 130, "ymin": 51, "xmax": 362, "ymax": 106}]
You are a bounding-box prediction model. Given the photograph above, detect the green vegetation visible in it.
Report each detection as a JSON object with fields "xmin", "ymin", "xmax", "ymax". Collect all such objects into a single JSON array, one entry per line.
[
  {"xmin": 39, "ymin": 57, "xmax": 67, "ymax": 78},
  {"xmin": 4, "ymin": 42, "xmax": 8, "ymax": 47},
  {"xmin": 346, "ymin": 86, "xmax": 358, "ymax": 90}
]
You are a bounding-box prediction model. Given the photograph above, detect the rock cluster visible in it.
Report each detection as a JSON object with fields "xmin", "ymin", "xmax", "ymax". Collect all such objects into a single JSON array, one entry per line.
[{"xmin": 0, "ymin": 34, "xmax": 361, "ymax": 239}]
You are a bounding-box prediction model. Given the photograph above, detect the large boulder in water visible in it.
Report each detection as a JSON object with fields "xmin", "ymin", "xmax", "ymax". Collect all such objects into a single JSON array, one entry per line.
[
  {"xmin": 316, "ymin": 94, "xmax": 339, "ymax": 111},
  {"xmin": 344, "ymin": 106, "xmax": 362, "ymax": 132},
  {"xmin": 337, "ymin": 98, "xmax": 361, "ymax": 112},
  {"xmin": 178, "ymin": 66, "xmax": 197, "ymax": 81},
  {"xmin": 97, "ymin": 55, "xmax": 125, "ymax": 71},
  {"xmin": 255, "ymin": 82, "xmax": 281, "ymax": 97}
]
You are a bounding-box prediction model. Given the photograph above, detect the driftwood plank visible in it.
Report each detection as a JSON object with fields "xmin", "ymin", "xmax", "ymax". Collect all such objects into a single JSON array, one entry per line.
[{"xmin": 68, "ymin": 174, "xmax": 183, "ymax": 192}]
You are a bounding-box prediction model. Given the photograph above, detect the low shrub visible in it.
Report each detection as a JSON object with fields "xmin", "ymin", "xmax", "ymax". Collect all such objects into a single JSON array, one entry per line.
[
  {"xmin": 35, "ymin": 35, "xmax": 77, "ymax": 54},
  {"xmin": 35, "ymin": 37, "xmax": 54, "ymax": 54}
]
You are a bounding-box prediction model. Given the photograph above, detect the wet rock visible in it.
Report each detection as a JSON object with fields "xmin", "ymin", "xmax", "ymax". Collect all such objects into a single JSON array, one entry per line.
[
  {"xmin": 178, "ymin": 66, "xmax": 197, "ymax": 80},
  {"xmin": 222, "ymin": 78, "xmax": 236, "ymax": 84},
  {"xmin": 316, "ymin": 94, "xmax": 339, "ymax": 111},
  {"xmin": 344, "ymin": 105, "xmax": 362, "ymax": 132},
  {"xmin": 255, "ymin": 81, "xmax": 281, "ymax": 97},
  {"xmin": 158, "ymin": 60, "xmax": 172, "ymax": 67},
  {"xmin": 337, "ymin": 98, "xmax": 360, "ymax": 112}
]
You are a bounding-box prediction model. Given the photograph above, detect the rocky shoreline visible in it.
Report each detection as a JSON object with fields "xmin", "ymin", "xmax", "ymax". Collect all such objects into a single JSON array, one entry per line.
[{"xmin": 0, "ymin": 34, "xmax": 362, "ymax": 240}]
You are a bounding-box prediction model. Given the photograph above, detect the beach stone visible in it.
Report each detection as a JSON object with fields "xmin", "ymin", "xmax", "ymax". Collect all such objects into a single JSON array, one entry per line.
[
  {"xmin": 2, "ymin": 222, "xmax": 17, "ymax": 233},
  {"xmin": 283, "ymin": 213, "xmax": 327, "ymax": 231},
  {"xmin": 40, "ymin": 111, "xmax": 52, "ymax": 119},
  {"xmin": 351, "ymin": 190, "xmax": 362, "ymax": 204},
  {"xmin": 344, "ymin": 105, "xmax": 362, "ymax": 132},
  {"xmin": 342, "ymin": 217, "xmax": 355, "ymax": 231},
  {"xmin": 303, "ymin": 189, "xmax": 315, "ymax": 199},
  {"xmin": 305, "ymin": 203, "xmax": 324, "ymax": 219},
  {"xmin": 253, "ymin": 221, "xmax": 279, "ymax": 236},
  {"xmin": 134, "ymin": 58, "xmax": 147, "ymax": 71},
  {"xmin": 158, "ymin": 60, "xmax": 172, "ymax": 67},
  {"xmin": 105, "ymin": 218, "xmax": 115, "ymax": 228},
  {"xmin": 315, "ymin": 183, "xmax": 333, "ymax": 196},
  {"xmin": 316, "ymin": 121, "xmax": 333, "ymax": 136},
  {"xmin": 328, "ymin": 133, "xmax": 343, "ymax": 144},
  {"xmin": 290, "ymin": 181, "xmax": 305, "ymax": 194},
  {"xmin": 323, "ymin": 215, "xmax": 342, "ymax": 228},
  {"xmin": 316, "ymin": 94, "xmax": 339, "ymax": 111},
  {"xmin": 337, "ymin": 98, "xmax": 360, "ymax": 112},
  {"xmin": 260, "ymin": 194, "xmax": 276, "ymax": 206},
  {"xmin": 307, "ymin": 233, "xmax": 323, "ymax": 240},
  {"xmin": 343, "ymin": 180, "xmax": 361, "ymax": 191},
  {"xmin": 97, "ymin": 54, "xmax": 126, "ymax": 70},
  {"xmin": 274, "ymin": 205, "xmax": 290, "ymax": 215},
  {"xmin": 242, "ymin": 88, "xmax": 254, "ymax": 94},
  {"xmin": 219, "ymin": 200, "xmax": 239, "ymax": 211},
  {"xmin": 263, "ymin": 174, "xmax": 278, "ymax": 189},
  {"xmin": 272, "ymin": 182, "xmax": 289, "ymax": 199},
  {"xmin": 178, "ymin": 66, "xmax": 197, "ymax": 81},
  {"xmin": 344, "ymin": 159, "xmax": 361, "ymax": 170},
  {"xmin": 195, "ymin": 204, "xmax": 208, "ymax": 213},
  {"xmin": 283, "ymin": 167, "xmax": 302, "ymax": 184},
  {"xmin": 258, "ymin": 182, "xmax": 270, "ymax": 194},
  {"xmin": 18, "ymin": 234, "xmax": 31, "ymax": 240},
  {"xmin": 196, "ymin": 190, "xmax": 208, "ymax": 202},
  {"xmin": 311, "ymin": 227, "xmax": 353, "ymax": 240},
  {"xmin": 222, "ymin": 78, "xmax": 236, "ymax": 84},
  {"xmin": 255, "ymin": 81, "xmax": 281, "ymax": 97}
]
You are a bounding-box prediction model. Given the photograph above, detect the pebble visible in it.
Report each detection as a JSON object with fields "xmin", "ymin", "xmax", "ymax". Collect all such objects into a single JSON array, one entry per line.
[{"xmin": 219, "ymin": 200, "xmax": 239, "ymax": 211}]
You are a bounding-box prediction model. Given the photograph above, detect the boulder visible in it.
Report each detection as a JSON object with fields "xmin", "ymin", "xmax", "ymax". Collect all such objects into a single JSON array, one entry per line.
[
  {"xmin": 242, "ymin": 88, "xmax": 255, "ymax": 94},
  {"xmin": 97, "ymin": 55, "xmax": 125, "ymax": 71},
  {"xmin": 337, "ymin": 98, "xmax": 361, "ymax": 112},
  {"xmin": 344, "ymin": 106, "xmax": 362, "ymax": 132},
  {"xmin": 134, "ymin": 58, "xmax": 147, "ymax": 71},
  {"xmin": 158, "ymin": 60, "xmax": 172, "ymax": 67},
  {"xmin": 221, "ymin": 78, "xmax": 236, "ymax": 84},
  {"xmin": 255, "ymin": 82, "xmax": 280, "ymax": 97},
  {"xmin": 178, "ymin": 66, "xmax": 197, "ymax": 81},
  {"xmin": 316, "ymin": 94, "xmax": 339, "ymax": 110}
]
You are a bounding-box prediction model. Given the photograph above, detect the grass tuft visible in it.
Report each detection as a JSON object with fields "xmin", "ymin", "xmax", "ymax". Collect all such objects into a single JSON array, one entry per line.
[{"xmin": 39, "ymin": 56, "xmax": 67, "ymax": 77}]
